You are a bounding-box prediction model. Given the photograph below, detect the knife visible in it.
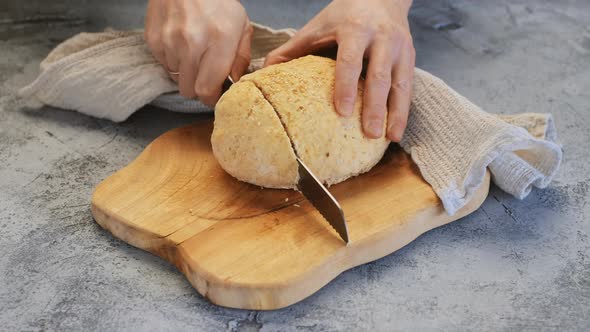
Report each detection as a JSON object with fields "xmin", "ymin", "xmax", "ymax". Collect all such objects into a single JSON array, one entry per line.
[
  {"xmin": 222, "ymin": 77, "xmax": 349, "ymax": 244},
  {"xmin": 296, "ymin": 157, "xmax": 349, "ymax": 243}
]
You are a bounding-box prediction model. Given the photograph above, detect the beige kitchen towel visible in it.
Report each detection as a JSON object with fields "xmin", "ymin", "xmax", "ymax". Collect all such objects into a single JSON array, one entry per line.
[
  {"xmin": 19, "ymin": 23, "xmax": 562, "ymax": 215},
  {"xmin": 19, "ymin": 24, "xmax": 293, "ymax": 120}
]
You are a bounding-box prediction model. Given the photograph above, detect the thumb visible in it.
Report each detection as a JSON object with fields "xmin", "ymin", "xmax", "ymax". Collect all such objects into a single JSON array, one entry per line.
[
  {"xmin": 230, "ymin": 23, "xmax": 254, "ymax": 81},
  {"xmin": 264, "ymin": 28, "xmax": 322, "ymax": 67}
]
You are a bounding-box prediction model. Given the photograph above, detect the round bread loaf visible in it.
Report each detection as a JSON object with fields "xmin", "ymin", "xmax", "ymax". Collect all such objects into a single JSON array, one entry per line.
[{"xmin": 211, "ymin": 55, "xmax": 389, "ymax": 189}]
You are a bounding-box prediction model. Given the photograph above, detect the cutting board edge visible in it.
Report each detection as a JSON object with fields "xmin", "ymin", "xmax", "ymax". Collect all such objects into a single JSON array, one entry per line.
[
  {"xmin": 91, "ymin": 201, "xmax": 179, "ymax": 263},
  {"xmin": 183, "ymin": 171, "xmax": 491, "ymax": 310},
  {"xmin": 91, "ymin": 172, "xmax": 490, "ymax": 310}
]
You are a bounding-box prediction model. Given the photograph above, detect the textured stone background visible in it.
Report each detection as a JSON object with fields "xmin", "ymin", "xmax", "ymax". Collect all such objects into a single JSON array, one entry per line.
[{"xmin": 1, "ymin": 0, "xmax": 589, "ymax": 331}]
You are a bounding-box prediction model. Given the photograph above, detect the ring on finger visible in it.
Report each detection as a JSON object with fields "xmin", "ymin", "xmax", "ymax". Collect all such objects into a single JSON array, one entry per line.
[{"xmin": 163, "ymin": 65, "xmax": 180, "ymax": 76}]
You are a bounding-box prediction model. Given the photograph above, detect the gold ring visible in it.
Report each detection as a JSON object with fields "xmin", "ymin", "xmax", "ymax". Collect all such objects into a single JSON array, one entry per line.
[{"xmin": 163, "ymin": 65, "xmax": 179, "ymax": 76}]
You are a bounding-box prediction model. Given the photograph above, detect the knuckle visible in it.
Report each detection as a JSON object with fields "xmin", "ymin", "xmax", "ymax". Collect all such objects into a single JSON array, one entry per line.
[
  {"xmin": 194, "ymin": 82, "xmax": 216, "ymax": 99},
  {"xmin": 179, "ymin": 28, "xmax": 201, "ymax": 46},
  {"xmin": 392, "ymin": 79, "xmax": 412, "ymax": 93},
  {"xmin": 338, "ymin": 51, "xmax": 360, "ymax": 67},
  {"xmin": 338, "ymin": 92, "xmax": 356, "ymax": 105},
  {"xmin": 369, "ymin": 70, "xmax": 391, "ymax": 89},
  {"xmin": 367, "ymin": 103, "xmax": 388, "ymax": 116},
  {"xmin": 342, "ymin": 16, "xmax": 375, "ymax": 37},
  {"xmin": 366, "ymin": 97, "xmax": 388, "ymax": 113},
  {"xmin": 375, "ymin": 22, "xmax": 395, "ymax": 35},
  {"xmin": 169, "ymin": 27, "xmax": 184, "ymax": 41},
  {"xmin": 207, "ymin": 21, "xmax": 232, "ymax": 39},
  {"xmin": 344, "ymin": 16, "xmax": 366, "ymax": 29},
  {"xmin": 162, "ymin": 27, "xmax": 181, "ymax": 48},
  {"xmin": 335, "ymin": 84, "xmax": 357, "ymax": 102}
]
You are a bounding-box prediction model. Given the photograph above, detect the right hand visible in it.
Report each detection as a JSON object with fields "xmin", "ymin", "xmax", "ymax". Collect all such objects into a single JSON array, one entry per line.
[
  {"xmin": 144, "ymin": 0, "xmax": 253, "ymax": 105},
  {"xmin": 264, "ymin": 0, "xmax": 415, "ymax": 142}
]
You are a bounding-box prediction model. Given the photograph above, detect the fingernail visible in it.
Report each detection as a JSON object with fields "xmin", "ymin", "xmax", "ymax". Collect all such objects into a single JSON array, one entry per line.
[
  {"xmin": 387, "ymin": 120, "xmax": 406, "ymax": 142},
  {"xmin": 338, "ymin": 101, "xmax": 354, "ymax": 117},
  {"xmin": 388, "ymin": 128, "xmax": 403, "ymax": 142},
  {"xmin": 387, "ymin": 123, "xmax": 396, "ymax": 141},
  {"xmin": 367, "ymin": 120, "xmax": 383, "ymax": 138}
]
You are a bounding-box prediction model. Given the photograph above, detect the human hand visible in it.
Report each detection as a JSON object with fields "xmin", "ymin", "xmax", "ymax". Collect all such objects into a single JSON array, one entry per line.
[
  {"xmin": 144, "ymin": 0, "xmax": 253, "ymax": 105},
  {"xmin": 265, "ymin": 0, "xmax": 414, "ymax": 141}
]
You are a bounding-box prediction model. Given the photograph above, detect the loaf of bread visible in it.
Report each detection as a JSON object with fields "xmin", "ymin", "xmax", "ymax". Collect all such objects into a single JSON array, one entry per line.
[{"xmin": 211, "ymin": 55, "xmax": 389, "ymax": 189}]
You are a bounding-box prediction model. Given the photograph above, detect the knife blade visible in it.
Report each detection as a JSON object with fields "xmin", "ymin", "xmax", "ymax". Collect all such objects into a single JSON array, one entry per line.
[
  {"xmin": 222, "ymin": 77, "xmax": 349, "ymax": 244},
  {"xmin": 296, "ymin": 157, "xmax": 349, "ymax": 244}
]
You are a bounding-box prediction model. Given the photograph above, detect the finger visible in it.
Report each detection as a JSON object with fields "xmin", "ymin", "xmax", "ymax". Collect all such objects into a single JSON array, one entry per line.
[
  {"xmin": 230, "ymin": 23, "xmax": 253, "ymax": 81},
  {"xmin": 362, "ymin": 40, "xmax": 396, "ymax": 138},
  {"xmin": 195, "ymin": 42, "xmax": 240, "ymax": 106},
  {"xmin": 333, "ymin": 35, "xmax": 369, "ymax": 117},
  {"xmin": 387, "ymin": 43, "xmax": 415, "ymax": 142},
  {"xmin": 146, "ymin": 35, "xmax": 166, "ymax": 69},
  {"xmin": 177, "ymin": 48, "xmax": 202, "ymax": 98},
  {"xmin": 163, "ymin": 42, "xmax": 180, "ymax": 73},
  {"xmin": 144, "ymin": 1, "xmax": 166, "ymax": 66},
  {"xmin": 176, "ymin": 28, "xmax": 206, "ymax": 98},
  {"xmin": 264, "ymin": 26, "xmax": 329, "ymax": 67},
  {"xmin": 162, "ymin": 27, "xmax": 181, "ymax": 82}
]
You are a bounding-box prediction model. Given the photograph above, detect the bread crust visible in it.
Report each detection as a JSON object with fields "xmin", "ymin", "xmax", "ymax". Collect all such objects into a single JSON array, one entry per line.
[
  {"xmin": 212, "ymin": 80, "xmax": 299, "ymax": 188},
  {"xmin": 212, "ymin": 55, "xmax": 389, "ymax": 188}
]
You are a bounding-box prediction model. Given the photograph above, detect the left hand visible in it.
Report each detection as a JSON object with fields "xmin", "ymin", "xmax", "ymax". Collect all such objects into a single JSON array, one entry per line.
[
  {"xmin": 264, "ymin": 0, "xmax": 415, "ymax": 142},
  {"xmin": 144, "ymin": 0, "xmax": 252, "ymax": 106}
]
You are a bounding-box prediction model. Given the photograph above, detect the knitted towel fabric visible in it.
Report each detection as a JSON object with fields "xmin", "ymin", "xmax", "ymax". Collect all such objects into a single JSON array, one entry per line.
[{"xmin": 19, "ymin": 24, "xmax": 562, "ymax": 216}]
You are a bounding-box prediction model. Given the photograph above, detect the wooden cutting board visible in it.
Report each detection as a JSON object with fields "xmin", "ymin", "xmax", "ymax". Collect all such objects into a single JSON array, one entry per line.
[{"xmin": 91, "ymin": 119, "xmax": 490, "ymax": 310}]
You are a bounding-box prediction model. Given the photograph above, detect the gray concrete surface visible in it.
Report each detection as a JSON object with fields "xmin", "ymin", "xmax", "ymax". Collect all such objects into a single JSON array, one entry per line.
[{"xmin": 1, "ymin": 0, "xmax": 589, "ymax": 331}]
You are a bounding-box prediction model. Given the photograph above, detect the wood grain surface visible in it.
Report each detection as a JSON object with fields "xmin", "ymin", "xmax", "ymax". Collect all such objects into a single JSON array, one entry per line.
[{"xmin": 91, "ymin": 120, "xmax": 490, "ymax": 310}]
